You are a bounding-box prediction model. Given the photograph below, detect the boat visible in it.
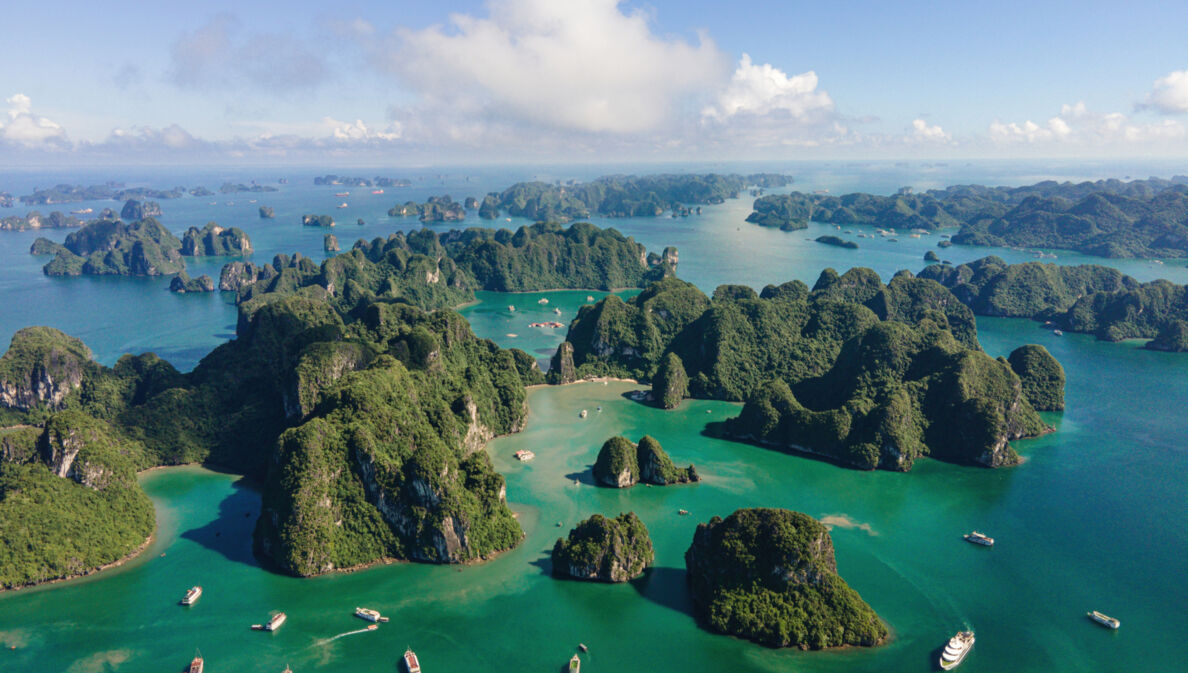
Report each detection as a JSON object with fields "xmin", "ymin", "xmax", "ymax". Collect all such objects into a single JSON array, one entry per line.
[
  {"xmin": 335, "ymin": 192, "xmax": 350, "ymax": 197},
  {"xmin": 678, "ymin": 509, "xmax": 689, "ymax": 515},
  {"xmin": 372, "ymin": 189, "xmax": 384, "ymax": 195},
  {"xmin": 403, "ymin": 648, "xmax": 422, "ymax": 673},
  {"xmin": 586, "ymin": 296, "xmax": 594, "ymax": 302},
  {"xmin": 336, "ymin": 202, "xmax": 348, "ymax": 209},
  {"xmin": 180, "ymin": 585, "xmax": 203, "ymax": 605},
  {"xmin": 1053, "ymin": 329, "xmax": 1064, "ymax": 336},
  {"xmin": 579, "ymin": 643, "xmax": 588, "ymax": 652},
  {"xmin": 939, "ymin": 630, "xmax": 974, "ymax": 670},
  {"xmin": 514, "ymin": 449, "xmax": 535, "ymax": 461},
  {"xmin": 553, "ymin": 307, "xmax": 562, "ymax": 315},
  {"xmin": 508, "ymin": 305, "xmax": 515, "ymax": 312},
  {"xmin": 189, "ymin": 653, "xmax": 204, "ymax": 673},
  {"xmin": 252, "ymin": 612, "xmax": 286, "ymax": 631},
  {"xmin": 354, "ymin": 607, "xmax": 389, "ymax": 623},
  {"xmin": 579, "ymin": 409, "xmax": 588, "ymax": 418},
  {"xmin": 964, "ymin": 531, "xmax": 994, "ymax": 546},
  {"xmin": 569, "ymin": 654, "xmax": 581, "ymax": 672},
  {"xmin": 538, "ymin": 298, "xmax": 549, "ymax": 304},
  {"xmin": 70, "ymin": 208, "xmax": 93, "ymax": 215},
  {"xmin": 1087, "ymin": 610, "xmax": 1120, "ymax": 629},
  {"xmin": 282, "ymin": 667, "xmax": 291, "ymax": 673}
]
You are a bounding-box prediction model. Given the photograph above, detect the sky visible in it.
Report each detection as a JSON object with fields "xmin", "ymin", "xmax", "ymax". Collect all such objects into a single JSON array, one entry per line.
[{"xmin": 3, "ymin": 0, "xmax": 1188, "ymax": 165}]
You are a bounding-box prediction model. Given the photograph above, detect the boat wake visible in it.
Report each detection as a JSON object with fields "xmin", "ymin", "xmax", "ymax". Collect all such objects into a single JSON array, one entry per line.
[{"xmin": 311, "ymin": 627, "xmax": 379, "ymax": 647}]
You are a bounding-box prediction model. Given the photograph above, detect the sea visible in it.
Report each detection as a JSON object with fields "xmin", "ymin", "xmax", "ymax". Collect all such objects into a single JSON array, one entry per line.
[{"xmin": 0, "ymin": 160, "xmax": 1184, "ymax": 672}]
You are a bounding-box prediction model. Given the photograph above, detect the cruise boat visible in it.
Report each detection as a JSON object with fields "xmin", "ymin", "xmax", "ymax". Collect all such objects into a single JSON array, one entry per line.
[
  {"xmin": 964, "ymin": 531, "xmax": 994, "ymax": 547},
  {"xmin": 252, "ymin": 612, "xmax": 286, "ymax": 631},
  {"xmin": 402, "ymin": 648, "xmax": 422, "ymax": 673},
  {"xmin": 354, "ymin": 607, "xmax": 389, "ymax": 622},
  {"xmin": 569, "ymin": 654, "xmax": 581, "ymax": 672},
  {"xmin": 513, "ymin": 450, "xmax": 535, "ymax": 461},
  {"xmin": 189, "ymin": 654, "xmax": 204, "ymax": 673},
  {"xmin": 939, "ymin": 630, "xmax": 974, "ymax": 670},
  {"xmin": 1088, "ymin": 610, "xmax": 1120, "ymax": 629},
  {"xmin": 180, "ymin": 585, "xmax": 202, "ymax": 605}
]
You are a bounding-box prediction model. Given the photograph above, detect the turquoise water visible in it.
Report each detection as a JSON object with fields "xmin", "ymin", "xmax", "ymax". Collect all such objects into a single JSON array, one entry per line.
[{"xmin": 0, "ymin": 163, "xmax": 1186, "ymax": 672}]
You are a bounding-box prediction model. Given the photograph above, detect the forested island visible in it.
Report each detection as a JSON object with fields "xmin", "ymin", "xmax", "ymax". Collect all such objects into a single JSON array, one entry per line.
[
  {"xmin": 476, "ymin": 173, "xmax": 789, "ymax": 222},
  {"xmin": 551, "ymin": 512, "xmax": 653, "ymax": 582},
  {"xmin": 747, "ymin": 176, "xmax": 1188, "ymax": 258},
  {"xmin": 388, "ymin": 196, "xmax": 466, "ymax": 222},
  {"xmin": 225, "ymin": 222, "xmax": 676, "ymax": 321},
  {"xmin": 550, "ymin": 269, "xmax": 1060, "ymax": 469},
  {"xmin": 592, "ymin": 435, "xmax": 698, "ymax": 487},
  {"xmin": 29, "ymin": 207, "xmax": 252, "ymax": 278},
  {"xmin": 918, "ymin": 255, "xmax": 1188, "ymax": 350},
  {"xmin": 685, "ymin": 508, "xmax": 887, "ymax": 649},
  {"xmin": 0, "ymin": 211, "xmax": 82, "ymax": 232}
]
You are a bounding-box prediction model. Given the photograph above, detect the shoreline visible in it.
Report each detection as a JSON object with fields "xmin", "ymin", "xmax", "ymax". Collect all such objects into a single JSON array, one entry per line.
[
  {"xmin": 0, "ymin": 531, "xmax": 155, "ymax": 595},
  {"xmin": 526, "ymin": 376, "xmax": 641, "ymax": 390}
]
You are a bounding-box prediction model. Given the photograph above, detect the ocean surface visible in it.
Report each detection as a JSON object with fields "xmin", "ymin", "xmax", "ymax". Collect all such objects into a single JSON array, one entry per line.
[{"xmin": 0, "ymin": 161, "xmax": 1185, "ymax": 672}]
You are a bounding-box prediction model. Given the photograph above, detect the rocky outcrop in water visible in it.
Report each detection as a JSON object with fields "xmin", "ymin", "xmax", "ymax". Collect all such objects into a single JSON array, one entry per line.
[
  {"xmin": 120, "ymin": 199, "xmax": 162, "ymax": 221},
  {"xmin": 324, "ymin": 234, "xmax": 340, "ymax": 252},
  {"xmin": 169, "ymin": 272, "xmax": 216, "ymax": 293},
  {"xmin": 180, "ymin": 222, "xmax": 252, "ymax": 256},
  {"xmin": 552, "ymin": 512, "xmax": 653, "ymax": 582},
  {"xmin": 685, "ymin": 508, "xmax": 887, "ymax": 649},
  {"xmin": 219, "ymin": 261, "xmax": 277, "ymax": 292},
  {"xmin": 592, "ymin": 435, "xmax": 698, "ymax": 487}
]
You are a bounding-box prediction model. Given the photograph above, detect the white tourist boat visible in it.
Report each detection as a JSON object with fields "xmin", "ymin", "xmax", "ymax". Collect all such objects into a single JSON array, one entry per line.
[
  {"xmin": 180, "ymin": 585, "xmax": 202, "ymax": 605},
  {"xmin": 963, "ymin": 531, "xmax": 994, "ymax": 546},
  {"xmin": 403, "ymin": 648, "xmax": 422, "ymax": 673},
  {"xmin": 1088, "ymin": 610, "xmax": 1120, "ymax": 629},
  {"xmin": 939, "ymin": 630, "xmax": 974, "ymax": 670},
  {"xmin": 354, "ymin": 607, "xmax": 389, "ymax": 622},
  {"xmin": 252, "ymin": 612, "xmax": 286, "ymax": 631}
]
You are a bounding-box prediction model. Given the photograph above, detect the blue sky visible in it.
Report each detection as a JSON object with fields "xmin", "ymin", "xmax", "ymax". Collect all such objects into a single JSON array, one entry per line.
[{"xmin": 3, "ymin": 0, "xmax": 1188, "ymax": 163}]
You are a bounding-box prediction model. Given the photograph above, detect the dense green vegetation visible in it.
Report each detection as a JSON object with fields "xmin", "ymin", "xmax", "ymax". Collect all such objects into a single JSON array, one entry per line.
[
  {"xmin": 651, "ymin": 352, "xmax": 688, "ymax": 409},
  {"xmin": 0, "ymin": 211, "xmax": 82, "ymax": 231},
  {"xmin": 1007, "ymin": 345, "xmax": 1065, "ymax": 410},
  {"xmin": 0, "ymin": 274, "xmax": 549, "ymax": 583},
  {"xmin": 551, "ymin": 512, "xmax": 654, "ymax": 582},
  {"xmin": 591, "ymin": 435, "xmax": 698, "ymax": 487},
  {"xmin": 919, "ymin": 256, "xmax": 1188, "ymax": 349},
  {"xmin": 481, "ymin": 173, "xmax": 788, "ymax": 222},
  {"xmin": 31, "ymin": 218, "xmax": 185, "ymax": 276},
  {"xmin": 180, "ymin": 223, "xmax": 252, "ymax": 256},
  {"xmin": 120, "ymin": 199, "xmax": 162, "ymax": 220},
  {"xmin": 19, "ymin": 184, "xmax": 122, "ymax": 205},
  {"xmin": 685, "ymin": 508, "xmax": 887, "ymax": 649},
  {"xmin": 0, "ymin": 412, "xmax": 154, "ymax": 589},
  {"xmin": 747, "ymin": 177, "xmax": 1188, "ymax": 258},
  {"xmin": 229, "ymin": 223, "xmax": 675, "ymax": 326},
  {"xmin": 169, "ymin": 272, "xmax": 215, "ymax": 293},
  {"xmin": 553, "ymin": 270, "xmax": 1054, "ymax": 469},
  {"xmin": 815, "ymin": 235, "xmax": 858, "ymax": 249},
  {"xmin": 387, "ymin": 196, "xmax": 466, "ymax": 222}
]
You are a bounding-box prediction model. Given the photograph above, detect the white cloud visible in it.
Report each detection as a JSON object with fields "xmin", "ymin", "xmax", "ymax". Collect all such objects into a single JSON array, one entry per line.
[
  {"xmin": 702, "ymin": 54, "xmax": 834, "ymax": 123},
  {"xmin": 1142, "ymin": 68, "xmax": 1188, "ymax": 114},
  {"xmin": 990, "ymin": 101, "xmax": 1185, "ymax": 145},
  {"xmin": 910, "ymin": 118, "xmax": 950, "ymax": 142},
  {"xmin": 0, "ymin": 93, "xmax": 68, "ymax": 147},
  {"xmin": 169, "ymin": 14, "xmax": 329, "ymax": 93},
  {"xmin": 323, "ymin": 117, "xmax": 402, "ymax": 142},
  {"xmin": 366, "ymin": 0, "xmax": 727, "ymax": 135}
]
